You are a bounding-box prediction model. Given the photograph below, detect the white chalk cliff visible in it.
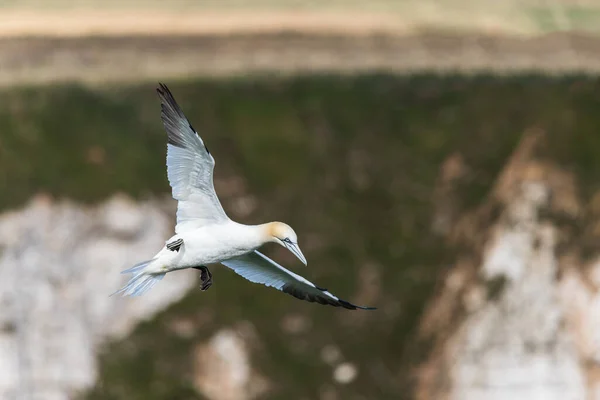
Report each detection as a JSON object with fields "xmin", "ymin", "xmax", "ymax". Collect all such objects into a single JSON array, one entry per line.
[{"xmin": 0, "ymin": 194, "xmax": 195, "ymax": 400}]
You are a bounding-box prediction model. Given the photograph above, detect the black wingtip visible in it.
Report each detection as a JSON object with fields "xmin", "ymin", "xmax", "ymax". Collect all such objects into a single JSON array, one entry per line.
[
  {"xmin": 314, "ymin": 286, "xmax": 376, "ymax": 311},
  {"xmin": 155, "ymin": 83, "xmax": 209, "ymax": 154},
  {"xmin": 156, "ymin": 82, "xmax": 172, "ymax": 99},
  {"xmin": 338, "ymin": 299, "xmax": 377, "ymax": 311}
]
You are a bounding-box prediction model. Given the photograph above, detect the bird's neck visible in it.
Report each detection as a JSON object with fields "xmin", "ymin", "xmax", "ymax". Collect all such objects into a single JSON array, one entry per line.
[
  {"xmin": 234, "ymin": 222, "xmax": 276, "ymax": 249},
  {"xmin": 255, "ymin": 222, "xmax": 278, "ymax": 244}
]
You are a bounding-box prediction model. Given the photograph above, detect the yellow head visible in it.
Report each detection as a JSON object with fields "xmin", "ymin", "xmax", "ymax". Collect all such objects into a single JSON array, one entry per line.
[{"xmin": 265, "ymin": 222, "xmax": 307, "ymax": 265}]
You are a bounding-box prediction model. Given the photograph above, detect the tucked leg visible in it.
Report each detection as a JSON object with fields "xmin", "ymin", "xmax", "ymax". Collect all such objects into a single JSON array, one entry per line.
[{"xmin": 193, "ymin": 266, "xmax": 212, "ymax": 291}]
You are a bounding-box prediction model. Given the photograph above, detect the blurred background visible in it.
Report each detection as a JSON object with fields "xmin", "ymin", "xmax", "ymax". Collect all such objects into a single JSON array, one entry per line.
[{"xmin": 1, "ymin": 1, "xmax": 600, "ymax": 400}]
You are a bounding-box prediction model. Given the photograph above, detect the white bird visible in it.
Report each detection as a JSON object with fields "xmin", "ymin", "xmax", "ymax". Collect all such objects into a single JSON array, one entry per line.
[{"xmin": 113, "ymin": 83, "xmax": 375, "ymax": 310}]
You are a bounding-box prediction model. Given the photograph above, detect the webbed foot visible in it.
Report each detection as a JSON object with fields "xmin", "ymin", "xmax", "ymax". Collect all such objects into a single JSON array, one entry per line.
[{"xmin": 193, "ymin": 266, "xmax": 212, "ymax": 291}]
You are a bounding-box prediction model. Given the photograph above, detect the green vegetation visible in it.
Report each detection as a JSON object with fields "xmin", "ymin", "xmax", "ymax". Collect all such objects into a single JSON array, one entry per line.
[
  {"xmin": 2, "ymin": 75, "xmax": 600, "ymax": 399},
  {"xmin": 527, "ymin": 5, "xmax": 600, "ymax": 32}
]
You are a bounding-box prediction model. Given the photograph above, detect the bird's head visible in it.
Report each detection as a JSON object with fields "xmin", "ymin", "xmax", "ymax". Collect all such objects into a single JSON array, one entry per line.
[{"xmin": 266, "ymin": 222, "xmax": 307, "ymax": 266}]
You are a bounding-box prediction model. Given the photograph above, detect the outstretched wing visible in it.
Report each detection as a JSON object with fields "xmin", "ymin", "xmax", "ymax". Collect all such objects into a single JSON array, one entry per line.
[
  {"xmin": 156, "ymin": 83, "xmax": 228, "ymax": 232},
  {"xmin": 221, "ymin": 251, "xmax": 376, "ymax": 310}
]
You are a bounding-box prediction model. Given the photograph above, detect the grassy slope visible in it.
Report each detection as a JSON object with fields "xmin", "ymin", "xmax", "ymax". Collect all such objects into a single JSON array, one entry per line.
[
  {"xmin": 2, "ymin": 0, "xmax": 600, "ymax": 35},
  {"xmin": 1, "ymin": 75, "xmax": 600, "ymax": 399}
]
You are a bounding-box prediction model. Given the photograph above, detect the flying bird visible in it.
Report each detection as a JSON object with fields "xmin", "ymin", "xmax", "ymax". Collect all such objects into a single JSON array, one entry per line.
[{"xmin": 113, "ymin": 83, "xmax": 375, "ymax": 310}]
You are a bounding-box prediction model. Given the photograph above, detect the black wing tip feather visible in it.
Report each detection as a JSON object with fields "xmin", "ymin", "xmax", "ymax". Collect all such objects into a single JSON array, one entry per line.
[
  {"xmin": 339, "ymin": 300, "xmax": 377, "ymax": 311},
  {"xmin": 337, "ymin": 298, "xmax": 377, "ymax": 311},
  {"xmin": 156, "ymin": 82, "xmax": 175, "ymax": 107},
  {"xmin": 156, "ymin": 82, "xmax": 172, "ymax": 97},
  {"xmin": 156, "ymin": 82, "xmax": 184, "ymax": 147},
  {"xmin": 155, "ymin": 82, "xmax": 211, "ymax": 155},
  {"xmin": 282, "ymin": 283, "xmax": 376, "ymax": 311},
  {"xmin": 156, "ymin": 82, "xmax": 184, "ymax": 120}
]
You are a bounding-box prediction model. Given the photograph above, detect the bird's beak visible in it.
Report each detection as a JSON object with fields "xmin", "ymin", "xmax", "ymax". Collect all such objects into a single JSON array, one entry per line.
[{"xmin": 285, "ymin": 242, "xmax": 307, "ymax": 266}]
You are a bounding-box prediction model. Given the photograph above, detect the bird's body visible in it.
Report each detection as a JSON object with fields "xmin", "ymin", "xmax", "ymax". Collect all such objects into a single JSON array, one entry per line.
[
  {"xmin": 148, "ymin": 222, "xmax": 266, "ymax": 272},
  {"xmin": 113, "ymin": 83, "xmax": 375, "ymax": 310}
]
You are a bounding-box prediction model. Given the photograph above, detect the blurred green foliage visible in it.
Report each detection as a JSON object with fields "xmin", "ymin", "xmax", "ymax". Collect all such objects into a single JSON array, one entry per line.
[{"xmin": 1, "ymin": 75, "xmax": 599, "ymax": 399}]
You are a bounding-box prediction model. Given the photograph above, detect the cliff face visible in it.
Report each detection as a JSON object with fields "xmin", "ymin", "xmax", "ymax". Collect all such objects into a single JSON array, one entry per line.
[
  {"xmin": 0, "ymin": 195, "xmax": 194, "ymax": 400},
  {"xmin": 2, "ymin": 77, "xmax": 600, "ymax": 399},
  {"xmin": 418, "ymin": 131, "xmax": 600, "ymax": 399},
  {"xmin": 7, "ymin": 131, "xmax": 600, "ymax": 400}
]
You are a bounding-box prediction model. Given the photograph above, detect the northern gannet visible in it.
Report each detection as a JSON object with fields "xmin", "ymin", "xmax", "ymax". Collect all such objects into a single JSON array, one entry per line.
[{"xmin": 113, "ymin": 83, "xmax": 375, "ymax": 310}]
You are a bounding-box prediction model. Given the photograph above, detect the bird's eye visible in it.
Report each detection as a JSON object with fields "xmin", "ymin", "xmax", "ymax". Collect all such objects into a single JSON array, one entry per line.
[{"xmin": 282, "ymin": 237, "xmax": 292, "ymax": 244}]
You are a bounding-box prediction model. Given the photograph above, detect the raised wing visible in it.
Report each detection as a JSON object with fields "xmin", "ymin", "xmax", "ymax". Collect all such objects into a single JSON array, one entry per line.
[
  {"xmin": 221, "ymin": 251, "xmax": 376, "ymax": 310},
  {"xmin": 156, "ymin": 83, "xmax": 228, "ymax": 232}
]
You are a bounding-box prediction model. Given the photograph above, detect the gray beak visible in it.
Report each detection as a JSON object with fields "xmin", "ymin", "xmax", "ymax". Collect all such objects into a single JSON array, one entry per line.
[{"xmin": 285, "ymin": 242, "xmax": 307, "ymax": 266}]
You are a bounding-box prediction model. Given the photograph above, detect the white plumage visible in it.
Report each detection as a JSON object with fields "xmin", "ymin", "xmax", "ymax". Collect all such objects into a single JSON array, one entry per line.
[{"xmin": 113, "ymin": 83, "xmax": 375, "ymax": 311}]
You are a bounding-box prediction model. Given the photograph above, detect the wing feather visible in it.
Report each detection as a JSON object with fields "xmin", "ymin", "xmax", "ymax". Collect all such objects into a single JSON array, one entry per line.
[
  {"xmin": 156, "ymin": 83, "xmax": 228, "ymax": 232},
  {"xmin": 221, "ymin": 251, "xmax": 376, "ymax": 310}
]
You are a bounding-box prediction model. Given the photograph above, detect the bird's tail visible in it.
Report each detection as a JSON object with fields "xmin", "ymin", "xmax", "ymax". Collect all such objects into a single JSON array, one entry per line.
[{"xmin": 111, "ymin": 259, "xmax": 165, "ymax": 297}]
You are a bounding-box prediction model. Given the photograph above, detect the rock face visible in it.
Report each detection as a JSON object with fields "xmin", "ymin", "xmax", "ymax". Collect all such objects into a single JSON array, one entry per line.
[
  {"xmin": 193, "ymin": 327, "xmax": 268, "ymax": 400},
  {"xmin": 6, "ymin": 129, "xmax": 600, "ymax": 400},
  {"xmin": 417, "ymin": 131, "xmax": 595, "ymax": 399},
  {"xmin": 0, "ymin": 194, "xmax": 195, "ymax": 400}
]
